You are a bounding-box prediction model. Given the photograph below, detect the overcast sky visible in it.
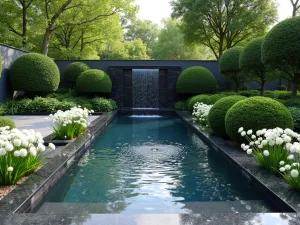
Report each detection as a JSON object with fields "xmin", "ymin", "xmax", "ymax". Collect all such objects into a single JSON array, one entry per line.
[{"xmin": 135, "ymin": 0, "xmax": 294, "ymax": 25}]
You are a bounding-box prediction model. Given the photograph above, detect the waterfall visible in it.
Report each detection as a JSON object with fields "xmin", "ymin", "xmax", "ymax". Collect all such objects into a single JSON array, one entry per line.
[{"xmin": 132, "ymin": 69, "xmax": 159, "ymax": 108}]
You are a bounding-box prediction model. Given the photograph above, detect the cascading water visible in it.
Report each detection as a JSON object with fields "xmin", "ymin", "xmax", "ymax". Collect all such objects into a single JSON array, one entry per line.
[{"xmin": 132, "ymin": 69, "xmax": 159, "ymax": 108}]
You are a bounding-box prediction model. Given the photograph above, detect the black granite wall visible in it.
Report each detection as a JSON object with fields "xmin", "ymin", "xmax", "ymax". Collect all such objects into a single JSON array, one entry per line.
[{"xmin": 55, "ymin": 60, "xmax": 284, "ymax": 109}]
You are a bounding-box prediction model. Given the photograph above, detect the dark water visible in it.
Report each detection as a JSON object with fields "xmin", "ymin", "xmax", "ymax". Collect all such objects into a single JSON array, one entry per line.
[{"xmin": 42, "ymin": 116, "xmax": 275, "ymax": 214}]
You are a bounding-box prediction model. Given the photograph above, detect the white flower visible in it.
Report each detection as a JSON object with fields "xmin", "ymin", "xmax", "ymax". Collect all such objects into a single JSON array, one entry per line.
[
  {"xmin": 286, "ymin": 143, "xmax": 292, "ymax": 151},
  {"xmin": 268, "ymin": 140, "xmax": 275, "ymax": 146},
  {"xmin": 13, "ymin": 139, "xmax": 21, "ymax": 147},
  {"xmin": 246, "ymin": 149, "xmax": 252, "ymax": 155},
  {"xmin": 19, "ymin": 148, "xmax": 27, "ymax": 157},
  {"xmin": 7, "ymin": 167, "xmax": 13, "ymax": 172},
  {"xmin": 291, "ymin": 169, "xmax": 299, "ymax": 178},
  {"xmin": 284, "ymin": 136, "xmax": 292, "ymax": 143},
  {"xmin": 5, "ymin": 143, "xmax": 14, "ymax": 152},
  {"xmin": 256, "ymin": 130, "xmax": 262, "ymax": 136},
  {"xmin": 48, "ymin": 143, "xmax": 55, "ymax": 150},
  {"xmin": 263, "ymin": 150, "xmax": 270, "ymax": 157},
  {"xmin": 285, "ymin": 165, "xmax": 292, "ymax": 170},
  {"xmin": 247, "ymin": 130, "xmax": 253, "ymax": 135},
  {"xmin": 249, "ymin": 141, "xmax": 254, "ymax": 146},
  {"xmin": 258, "ymin": 145, "xmax": 263, "ymax": 149},
  {"xmin": 275, "ymin": 137, "xmax": 283, "ymax": 145},
  {"xmin": 0, "ymin": 148, "xmax": 6, "ymax": 156},
  {"xmin": 243, "ymin": 145, "xmax": 250, "ymax": 151},
  {"xmin": 279, "ymin": 161, "xmax": 285, "ymax": 166},
  {"xmin": 251, "ymin": 135, "xmax": 256, "ymax": 139},
  {"xmin": 241, "ymin": 144, "xmax": 245, "ymax": 149},
  {"xmin": 241, "ymin": 131, "xmax": 246, "ymax": 137},
  {"xmin": 37, "ymin": 144, "xmax": 46, "ymax": 152},
  {"xmin": 288, "ymin": 155, "xmax": 294, "ymax": 160},
  {"xmin": 279, "ymin": 167, "xmax": 286, "ymax": 172},
  {"xmin": 29, "ymin": 147, "xmax": 37, "ymax": 156},
  {"xmin": 261, "ymin": 140, "xmax": 268, "ymax": 146},
  {"xmin": 14, "ymin": 151, "xmax": 20, "ymax": 157},
  {"xmin": 238, "ymin": 127, "xmax": 244, "ymax": 133},
  {"xmin": 292, "ymin": 163, "xmax": 300, "ymax": 167}
]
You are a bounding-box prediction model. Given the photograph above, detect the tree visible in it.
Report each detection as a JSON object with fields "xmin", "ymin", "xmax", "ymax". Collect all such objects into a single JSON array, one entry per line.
[
  {"xmin": 99, "ymin": 39, "xmax": 149, "ymax": 60},
  {"xmin": 171, "ymin": 0, "xmax": 277, "ymax": 59},
  {"xmin": 239, "ymin": 37, "xmax": 277, "ymax": 96},
  {"xmin": 151, "ymin": 19, "xmax": 213, "ymax": 60},
  {"xmin": 262, "ymin": 17, "xmax": 300, "ymax": 98},
  {"xmin": 290, "ymin": 0, "xmax": 300, "ymax": 16},
  {"xmin": 124, "ymin": 19, "xmax": 159, "ymax": 54},
  {"xmin": 220, "ymin": 46, "xmax": 245, "ymax": 92}
]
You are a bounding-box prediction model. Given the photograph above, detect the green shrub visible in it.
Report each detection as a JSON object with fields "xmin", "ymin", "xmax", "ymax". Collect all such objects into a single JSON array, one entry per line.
[
  {"xmin": 277, "ymin": 85, "xmax": 287, "ymax": 91},
  {"xmin": 0, "ymin": 117, "xmax": 16, "ymax": 128},
  {"xmin": 238, "ymin": 83, "xmax": 249, "ymax": 91},
  {"xmin": 239, "ymin": 90, "xmax": 260, "ymax": 97},
  {"xmin": 264, "ymin": 90, "xmax": 277, "ymax": 99},
  {"xmin": 207, "ymin": 94, "xmax": 227, "ymax": 104},
  {"xmin": 90, "ymin": 98, "xmax": 114, "ymax": 112},
  {"xmin": 63, "ymin": 62, "xmax": 90, "ymax": 84},
  {"xmin": 272, "ymin": 91, "xmax": 300, "ymax": 100},
  {"xmin": 176, "ymin": 66, "xmax": 217, "ymax": 94},
  {"xmin": 279, "ymin": 99, "xmax": 300, "ymax": 107},
  {"xmin": 10, "ymin": 53, "xmax": 60, "ymax": 92},
  {"xmin": 225, "ymin": 97, "xmax": 294, "ymax": 143},
  {"xmin": 56, "ymin": 88, "xmax": 70, "ymax": 94},
  {"xmin": 208, "ymin": 96, "xmax": 247, "ymax": 137},
  {"xmin": 220, "ymin": 47, "xmax": 245, "ymax": 92},
  {"xmin": 108, "ymin": 99, "xmax": 118, "ymax": 110},
  {"xmin": 0, "ymin": 52, "xmax": 2, "ymax": 77},
  {"xmin": 288, "ymin": 107, "xmax": 300, "ymax": 131},
  {"xmin": 221, "ymin": 92, "xmax": 240, "ymax": 96},
  {"xmin": 188, "ymin": 95, "xmax": 210, "ymax": 113},
  {"xmin": 76, "ymin": 69, "xmax": 112, "ymax": 94},
  {"xmin": 262, "ymin": 17, "xmax": 300, "ymax": 98},
  {"xmin": 174, "ymin": 101, "xmax": 186, "ymax": 111}
]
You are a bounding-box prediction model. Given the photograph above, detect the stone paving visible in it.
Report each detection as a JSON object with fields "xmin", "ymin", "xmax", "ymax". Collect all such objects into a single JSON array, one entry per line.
[{"xmin": 5, "ymin": 115, "xmax": 99, "ymax": 138}]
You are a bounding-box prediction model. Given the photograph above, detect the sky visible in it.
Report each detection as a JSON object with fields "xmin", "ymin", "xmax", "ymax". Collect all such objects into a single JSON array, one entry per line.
[{"xmin": 135, "ymin": 0, "xmax": 294, "ymax": 25}]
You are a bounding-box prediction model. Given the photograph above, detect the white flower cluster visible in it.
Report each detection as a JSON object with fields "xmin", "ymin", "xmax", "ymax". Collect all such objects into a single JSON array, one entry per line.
[
  {"xmin": 192, "ymin": 102, "xmax": 213, "ymax": 125},
  {"xmin": 239, "ymin": 127, "xmax": 300, "ymax": 155},
  {"xmin": 279, "ymin": 160, "xmax": 300, "ymax": 177},
  {"xmin": 0, "ymin": 126, "xmax": 55, "ymax": 171},
  {"xmin": 47, "ymin": 107, "xmax": 93, "ymax": 128}
]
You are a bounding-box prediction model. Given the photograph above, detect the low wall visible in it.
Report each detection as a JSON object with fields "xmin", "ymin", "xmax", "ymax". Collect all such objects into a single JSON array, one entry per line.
[{"xmin": 0, "ymin": 44, "xmax": 28, "ymax": 103}]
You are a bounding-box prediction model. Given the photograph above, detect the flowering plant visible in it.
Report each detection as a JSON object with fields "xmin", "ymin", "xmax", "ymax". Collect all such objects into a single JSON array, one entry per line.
[
  {"xmin": 0, "ymin": 126, "xmax": 55, "ymax": 185},
  {"xmin": 192, "ymin": 102, "xmax": 213, "ymax": 127},
  {"xmin": 239, "ymin": 127, "xmax": 298, "ymax": 174},
  {"xmin": 47, "ymin": 107, "xmax": 93, "ymax": 140}
]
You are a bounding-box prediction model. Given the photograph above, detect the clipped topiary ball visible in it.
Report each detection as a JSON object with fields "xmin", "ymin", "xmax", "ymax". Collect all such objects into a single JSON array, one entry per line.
[
  {"xmin": 76, "ymin": 69, "xmax": 112, "ymax": 94},
  {"xmin": 208, "ymin": 96, "xmax": 246, "ymax": 137},
  {"xmin": 207, "ymin": 94, "xmax": 227, "ymax": 105},
  {"xmin": 10, "ymin": 53, "xmax": 60, "ymax": 92},
  {"xmin": 225, "ymin": 97, "xmax": 294, "ymax": 143},
  {"xmin": 63, "ymin": 62, "xmax": 90, "ymax": 84},
  {"xmin": 188, "ymin": 94, "xmax": 210, "ymax": 113},
  {"xmin": 0, "ymin": 117, "xmax": 16, "ymax": 129},
  {"xmin": 176, "ymin": 66, "xmax": 217, "ymax": 94}
]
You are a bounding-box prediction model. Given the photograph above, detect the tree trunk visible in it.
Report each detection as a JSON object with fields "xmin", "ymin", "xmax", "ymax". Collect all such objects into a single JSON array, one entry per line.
[
  {"xmin": 41, "ymin": 28, "xmax": 52, "ymax": 55},
  {"xmin": 292, "ymin": 83, "xmax": 298, "ymax": 98},
  {"xmin": 260, "ymin": 81, "xmax": 265, "ymax": 96}
]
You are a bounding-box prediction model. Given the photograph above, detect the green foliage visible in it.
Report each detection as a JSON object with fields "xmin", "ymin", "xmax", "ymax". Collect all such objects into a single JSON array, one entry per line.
[
  {"xmin": 90, "ymin": 98, "xmax": 116, "ymax": 112},
  {"xmin": 76, "ymin": 69, "xmax": 112, "ymax": 94},
  {"xmin": 279, "ymin": 99, "xmax": 300, "ymax": 108},
  {"xmin": 207, "ymin": 94, "xmax": 227, "ymax": 104},
  {"xmin": 208, "ymin": 96, "xmax": 247, "ymax": 137},
  {"xmin": 174, "ymin": 101, "xmax": 187, "ymax": 111},
  {"xmin": 0, "ymin": 117, "xmax": 16, "ymax": 129},
  {"xmin": 176, "ymin": 66, "xmax": 217, "ymax": 95},
  {"xmin": 238, "ymin": 83, "xmax": 249, "ymax": 91},
  {"xmin": 273, "ymin": 91, "xmax": 300, "ymax": 100},
  {"xmin": 0, "ymin": 52, "xmax": 2, "ymax": 77},
  {"xmin": 288, "ymin": 107, "xmax": 300, "ymax": 131},
  {"xmin": 63, "ymin": 62, "xmax": 90, "ymax": 84},
  {"xmin": 171, "ymin": 0, "xmax": 277, "ymax": 59},
  {"xmin": 238, "ymin": 90, "xmax": 260, "ymax": 97},
  {"xmin": 264, "ymin": 90, "xmax": 277, "ymax": 99},
  {"xmin": 225, "ymin": 97, "xmax": 294, "ymax": 143},
  {"xmin": 187, "ymin": 95, "xmax": 210, "ymax": 113},
  {"xmin": 262, "ymin": 17, "xmax": 300, "ymax": 97},
  {"xmin": 10, "ymin": 53, "xmax": 60, "ymax": 92},
  {"xmin": 220, "ymin": 47, "xmax": 246, "ymax": 91},
  {"xmin": 220, "ymin": 92, "xmax": 240, "ymax": 96},
  {"xmin": 277, "ymin": 85, "xmax": 287, "ymax": 91}
]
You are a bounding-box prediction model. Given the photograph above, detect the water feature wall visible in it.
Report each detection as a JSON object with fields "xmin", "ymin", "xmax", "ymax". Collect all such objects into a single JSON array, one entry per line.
[{"xmin": 132, "ymin": 69, "xmax": 159, "ymax": 108}]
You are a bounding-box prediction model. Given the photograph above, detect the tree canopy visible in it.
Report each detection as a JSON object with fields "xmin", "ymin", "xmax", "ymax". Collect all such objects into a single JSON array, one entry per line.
[{"xmin": 171, "ymin": 0, "xmax": 278, "ymax": 59}]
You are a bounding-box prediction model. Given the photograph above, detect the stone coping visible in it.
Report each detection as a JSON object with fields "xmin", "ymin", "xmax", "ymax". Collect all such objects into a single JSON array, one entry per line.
[
  {"xmin": 0, "ymin": 111, "xmax": 118, "ymax": 222},
  {"xmin": 176, "ymin": 111, "xmax": 300, "ymax": 213}
]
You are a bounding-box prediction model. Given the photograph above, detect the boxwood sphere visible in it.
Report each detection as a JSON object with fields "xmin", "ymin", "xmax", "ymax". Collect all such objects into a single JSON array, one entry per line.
[
  {"xmin": 0, "ymin": 117, "xmax": 16, "ymax": 129},
  {"xmin": 240, "ymin": 37, "xmax": 264, "ymax": 70},
  {"xmin": 262, "ymin": 17, "xmax": 300, "ymax": 67},
  {"xmin": 176, "ymin": 66, "xmax": 217, "ymax": 94},
  {"xmin": 225, "ymin": 97, "xmax": 294, "ymax": 143},
  {"xmin": 10, "ymin": 53, "xmax": 60, "ymax": 92},
  {"xmin": 188, "ymin": 94, "xmax": 210, "ymax": 113},
  {"xmin": 220, "ymin": 47, "xmax": 244, "ymax": 74},
  {"xmin": 208, "ymin": 96, "xmax": 246, "ymax": 137},
  {"xmin": 76, "ymin": 69, "xmax": 112, "ymax": 93},
  {"xmin": 63, "ymin": 62, "xmax": 90, "ymax": 83}
]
